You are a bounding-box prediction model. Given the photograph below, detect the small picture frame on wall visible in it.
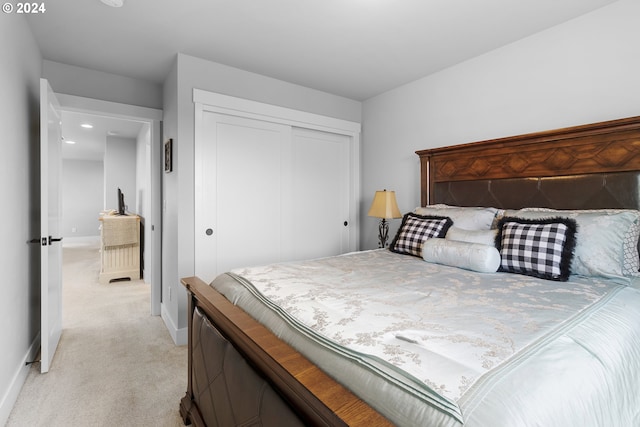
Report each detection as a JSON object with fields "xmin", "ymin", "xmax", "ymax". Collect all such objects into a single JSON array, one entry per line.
[{"xmin": 165, "ymin": 138, "xmax": 173, "ymax": 172}]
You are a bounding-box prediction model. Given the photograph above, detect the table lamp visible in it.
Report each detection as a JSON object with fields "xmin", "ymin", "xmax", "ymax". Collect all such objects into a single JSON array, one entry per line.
[{"xmin": 367, "ymin": 189, "xmax": 402, "ymax": 248}]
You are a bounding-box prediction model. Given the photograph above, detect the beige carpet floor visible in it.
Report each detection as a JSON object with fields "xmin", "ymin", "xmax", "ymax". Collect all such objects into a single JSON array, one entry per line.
[{"xmin": 7, "ymin": 240, "xmax": 187, "ymax": 426}]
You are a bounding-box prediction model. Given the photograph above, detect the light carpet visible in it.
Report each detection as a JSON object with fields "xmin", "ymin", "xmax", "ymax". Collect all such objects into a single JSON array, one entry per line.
[{"xmin": 7, "ymin": 240, "xmax": 187, "ymax": 426}]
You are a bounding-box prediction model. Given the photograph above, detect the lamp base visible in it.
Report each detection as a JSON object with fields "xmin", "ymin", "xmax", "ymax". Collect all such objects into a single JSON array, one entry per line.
[{"xmin": 378, "ymin": 218, "xmax": 390, "ymax": 248}]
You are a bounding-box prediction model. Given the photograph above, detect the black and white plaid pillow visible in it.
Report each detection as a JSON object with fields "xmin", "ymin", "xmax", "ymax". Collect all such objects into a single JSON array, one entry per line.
[
  {"xmin": 390, "ymin": 213, "xmax": 453, "ymax": 257},
  {"xmin": 495, "ymin": 216, "xmax": 577, "ymax": 281}
]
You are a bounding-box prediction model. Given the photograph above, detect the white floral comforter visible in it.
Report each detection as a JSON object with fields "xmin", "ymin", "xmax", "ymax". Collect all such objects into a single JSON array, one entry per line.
[{"xmin": 212, "ymin": 249, "xmax": 640, "ymax": 427}]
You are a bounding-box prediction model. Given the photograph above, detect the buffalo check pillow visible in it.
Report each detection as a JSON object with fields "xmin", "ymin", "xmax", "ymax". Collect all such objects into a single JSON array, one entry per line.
[
  {"xmin": 390, "ymin": 213, "xmax": 453, "ymax": 257},
  {"xmin": 495, "ymin": 216, "xmax": 577, "ymax": 281}
]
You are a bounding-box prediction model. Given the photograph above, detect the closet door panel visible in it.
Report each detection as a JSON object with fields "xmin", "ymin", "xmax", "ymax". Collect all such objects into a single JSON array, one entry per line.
[
  {"xmin": 291, "ymin": 128, "xmax": 350, "ymax": 261},
  {"xmin": 196, "ymin": 112, "xmax": 291, "ymax": 283}
]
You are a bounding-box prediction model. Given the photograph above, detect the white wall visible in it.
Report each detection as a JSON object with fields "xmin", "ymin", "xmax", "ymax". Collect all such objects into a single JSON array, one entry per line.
[
  {"xmin": 161, "ymin": 63, "xmax": 179, "ymax": 339},
  {"xmin": 43, "ymin": 60, "xmax": 162, "ymax": 110},
  {"xmin": 104, "ymin": 136, "xmax": 137, "ymax": 213},
  {"xmin": 0, "ymin": 14, "xmax": 42, "ymax": 426},
  {"xmin": 61, "ymin": 159, "xmax": 104, "ymax": 237},
  {"xmin": 161, "ymin": 53, "xmax": 363, "ymax": 344},
  {"xmin": 361, "ymin": 0, "xmax": 640, "ymax": 250}
]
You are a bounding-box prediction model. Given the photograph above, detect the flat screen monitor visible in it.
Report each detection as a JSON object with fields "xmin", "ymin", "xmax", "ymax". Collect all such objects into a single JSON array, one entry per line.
[{"xmin": 117, "ymin": 188, "xmax": 125, "ymax": 215}]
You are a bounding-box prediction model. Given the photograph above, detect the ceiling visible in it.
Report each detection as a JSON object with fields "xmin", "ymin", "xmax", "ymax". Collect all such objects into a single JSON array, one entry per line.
[
  {"xmin": 60, "ymin": 111, "xmax": 145, "ymax": 161},
  {"xmin": 25, "ymin": 0, "xmax": 618, "ymax": 159}
]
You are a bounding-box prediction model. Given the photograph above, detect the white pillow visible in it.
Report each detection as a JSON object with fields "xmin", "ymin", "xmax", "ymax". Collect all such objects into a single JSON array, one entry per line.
[
  {"xmin": 422, "ymin": 239, "xmax": 500, "ymax": 273},
  {"xmin": 446, "ymin": 227, "xmax": 497, "ymax": 247},
  {"xmin": 414, "ymin": 205, "xmax": 497, "ymax": 231}
]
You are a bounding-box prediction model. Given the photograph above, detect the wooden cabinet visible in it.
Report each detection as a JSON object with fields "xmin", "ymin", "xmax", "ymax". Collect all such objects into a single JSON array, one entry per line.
[{"xmin": 99, "ymin": 214, "xmax": 140, "ymax": 284}]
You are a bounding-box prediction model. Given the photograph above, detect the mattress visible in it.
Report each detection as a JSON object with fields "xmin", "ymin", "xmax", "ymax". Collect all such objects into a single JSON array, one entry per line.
[{"xmin": 211, "ymin": 249, "xmax": 640, "ymax": 427}]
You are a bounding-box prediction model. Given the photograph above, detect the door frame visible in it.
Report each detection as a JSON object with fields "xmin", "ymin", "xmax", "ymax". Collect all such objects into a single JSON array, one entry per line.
[{"xmin": 56, "ymin": 93, "xmax": 163, "ymax": 315}]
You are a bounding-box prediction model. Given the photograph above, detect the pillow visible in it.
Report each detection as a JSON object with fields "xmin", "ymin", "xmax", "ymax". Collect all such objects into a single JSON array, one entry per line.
[
  {"xmin": 446, "ymin": 226, "xmax": 497, "ymax": 247},
  {"xmin": 422, "ymin": 239, "xmax": 501, "ymax": 273},
  {"xmin": 496, "ymin": 216, "xmax": 577, "ymax": 281},
  {"xmin": 492, "ymin": 209, "xmax": 506, "ymax": 229},
  {"xmin": 518, "ymin": 207, "xmax": 640, "ymax": 277},
  {"xmin": 414, "ymin": 204, "xmax": 497, "ymax": 231},
  {"xmin": 506, "ymin": 209, "xmax": 639, "ymax": 279},
  {"xmin": 390, "ymin": 213, "xmax": 453, "ymax": 257}
]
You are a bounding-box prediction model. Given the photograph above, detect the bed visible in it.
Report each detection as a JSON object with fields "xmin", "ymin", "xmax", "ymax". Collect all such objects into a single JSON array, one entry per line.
[{"xmin": 180, "ymin": 115, "xmax": 640, "ymax": 426}]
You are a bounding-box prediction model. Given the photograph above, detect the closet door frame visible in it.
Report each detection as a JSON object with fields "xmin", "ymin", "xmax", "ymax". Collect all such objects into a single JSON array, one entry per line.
[{"xmin": 193, "ymin": 90, "xmax": 361, "ymax": 281}]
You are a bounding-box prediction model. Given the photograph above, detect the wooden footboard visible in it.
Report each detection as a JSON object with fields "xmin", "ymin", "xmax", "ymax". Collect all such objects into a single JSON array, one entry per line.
[{"xmin": 180, "ymin": 276, "xmax": 392, "ymax": 427}]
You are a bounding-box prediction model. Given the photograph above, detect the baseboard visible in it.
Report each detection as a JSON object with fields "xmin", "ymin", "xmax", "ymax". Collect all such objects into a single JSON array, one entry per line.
[
  {"xmin": 0, "ymin": 332, "xmax": 40, "ymax": 426},
  {"xmin": 161, "ymin": 304, "xmax": 187, "ymax": 346}
]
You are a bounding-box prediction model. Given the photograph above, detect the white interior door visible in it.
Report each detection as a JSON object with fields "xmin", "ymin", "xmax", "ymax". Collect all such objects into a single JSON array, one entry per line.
[
  {"xmin": 291, "ymin": 128, "xmax": 351, "ymax": 261},
  {"xmin": 40, "ymin": 79, "xmax": 63, "ymax": 373}
]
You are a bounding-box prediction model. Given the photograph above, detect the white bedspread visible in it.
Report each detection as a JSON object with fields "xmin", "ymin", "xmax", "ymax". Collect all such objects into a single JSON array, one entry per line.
[{"xmin": 212, "ymin": 249, "xmax": 640, "ymax": 426}]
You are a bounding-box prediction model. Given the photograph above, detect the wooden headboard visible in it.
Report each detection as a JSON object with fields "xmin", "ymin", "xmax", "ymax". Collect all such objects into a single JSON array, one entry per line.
[{"xmin": 416, "ymin": 116, "xmax": 640, "ymax": 211}]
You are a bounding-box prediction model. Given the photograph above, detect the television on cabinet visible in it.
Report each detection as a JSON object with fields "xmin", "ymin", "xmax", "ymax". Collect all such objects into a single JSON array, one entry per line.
[{"xmin": 117, "ymin": 187, "xmax": 125, "ymax": 215}]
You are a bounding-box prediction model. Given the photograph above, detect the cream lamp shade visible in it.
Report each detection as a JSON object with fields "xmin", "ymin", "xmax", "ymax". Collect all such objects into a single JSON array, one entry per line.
[
  {"xmin": 367, "ymin": 190, "xmax": 402, "ymax": 248},
  {"xmin": 368, "ymin": 190, "xmax": 402, "ymax": 219}
]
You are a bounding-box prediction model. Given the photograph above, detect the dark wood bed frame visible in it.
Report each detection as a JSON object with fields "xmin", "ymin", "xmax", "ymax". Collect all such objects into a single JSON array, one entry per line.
[{"xmin": 181, "ymin": 115, "xmax": 640, "ymax": 426}]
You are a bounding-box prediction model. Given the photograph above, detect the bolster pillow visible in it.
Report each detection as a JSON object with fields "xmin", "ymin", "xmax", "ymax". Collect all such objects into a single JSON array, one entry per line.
[{"xmin": 422, "ymin": 239, "xmax": 500, "ymax": 273}]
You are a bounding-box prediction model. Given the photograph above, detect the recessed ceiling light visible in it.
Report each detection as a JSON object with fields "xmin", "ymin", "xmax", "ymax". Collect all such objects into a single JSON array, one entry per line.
[
  {"xmin": 81, "ymin": 123, "xmax": 93, "ymax": 129},
  {"xmin": 100, "ymin": 0, "xmax": 124, "ymax": 7},
  {"xmin": 65, "ymin": 140, "xmax": 77, "ymax": 145}
]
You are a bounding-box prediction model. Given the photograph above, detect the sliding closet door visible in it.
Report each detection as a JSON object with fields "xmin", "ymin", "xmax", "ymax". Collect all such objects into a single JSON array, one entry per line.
[
  {"xmin": 195, "ymin": 112, "xmax": 292, "ymax": 283},
  {"xmin": 194, "ymin": 91, "xmax": 360, "ymax": 284},
  {"xmin": 291, "ymin": 128, "xmax": 351, "ymax": 261}
]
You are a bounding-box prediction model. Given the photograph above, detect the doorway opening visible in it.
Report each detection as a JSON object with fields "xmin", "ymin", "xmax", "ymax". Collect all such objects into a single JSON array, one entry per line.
[{"xmin": 57, "ymin": 94, "xmax": 162, "ymax": 316}]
